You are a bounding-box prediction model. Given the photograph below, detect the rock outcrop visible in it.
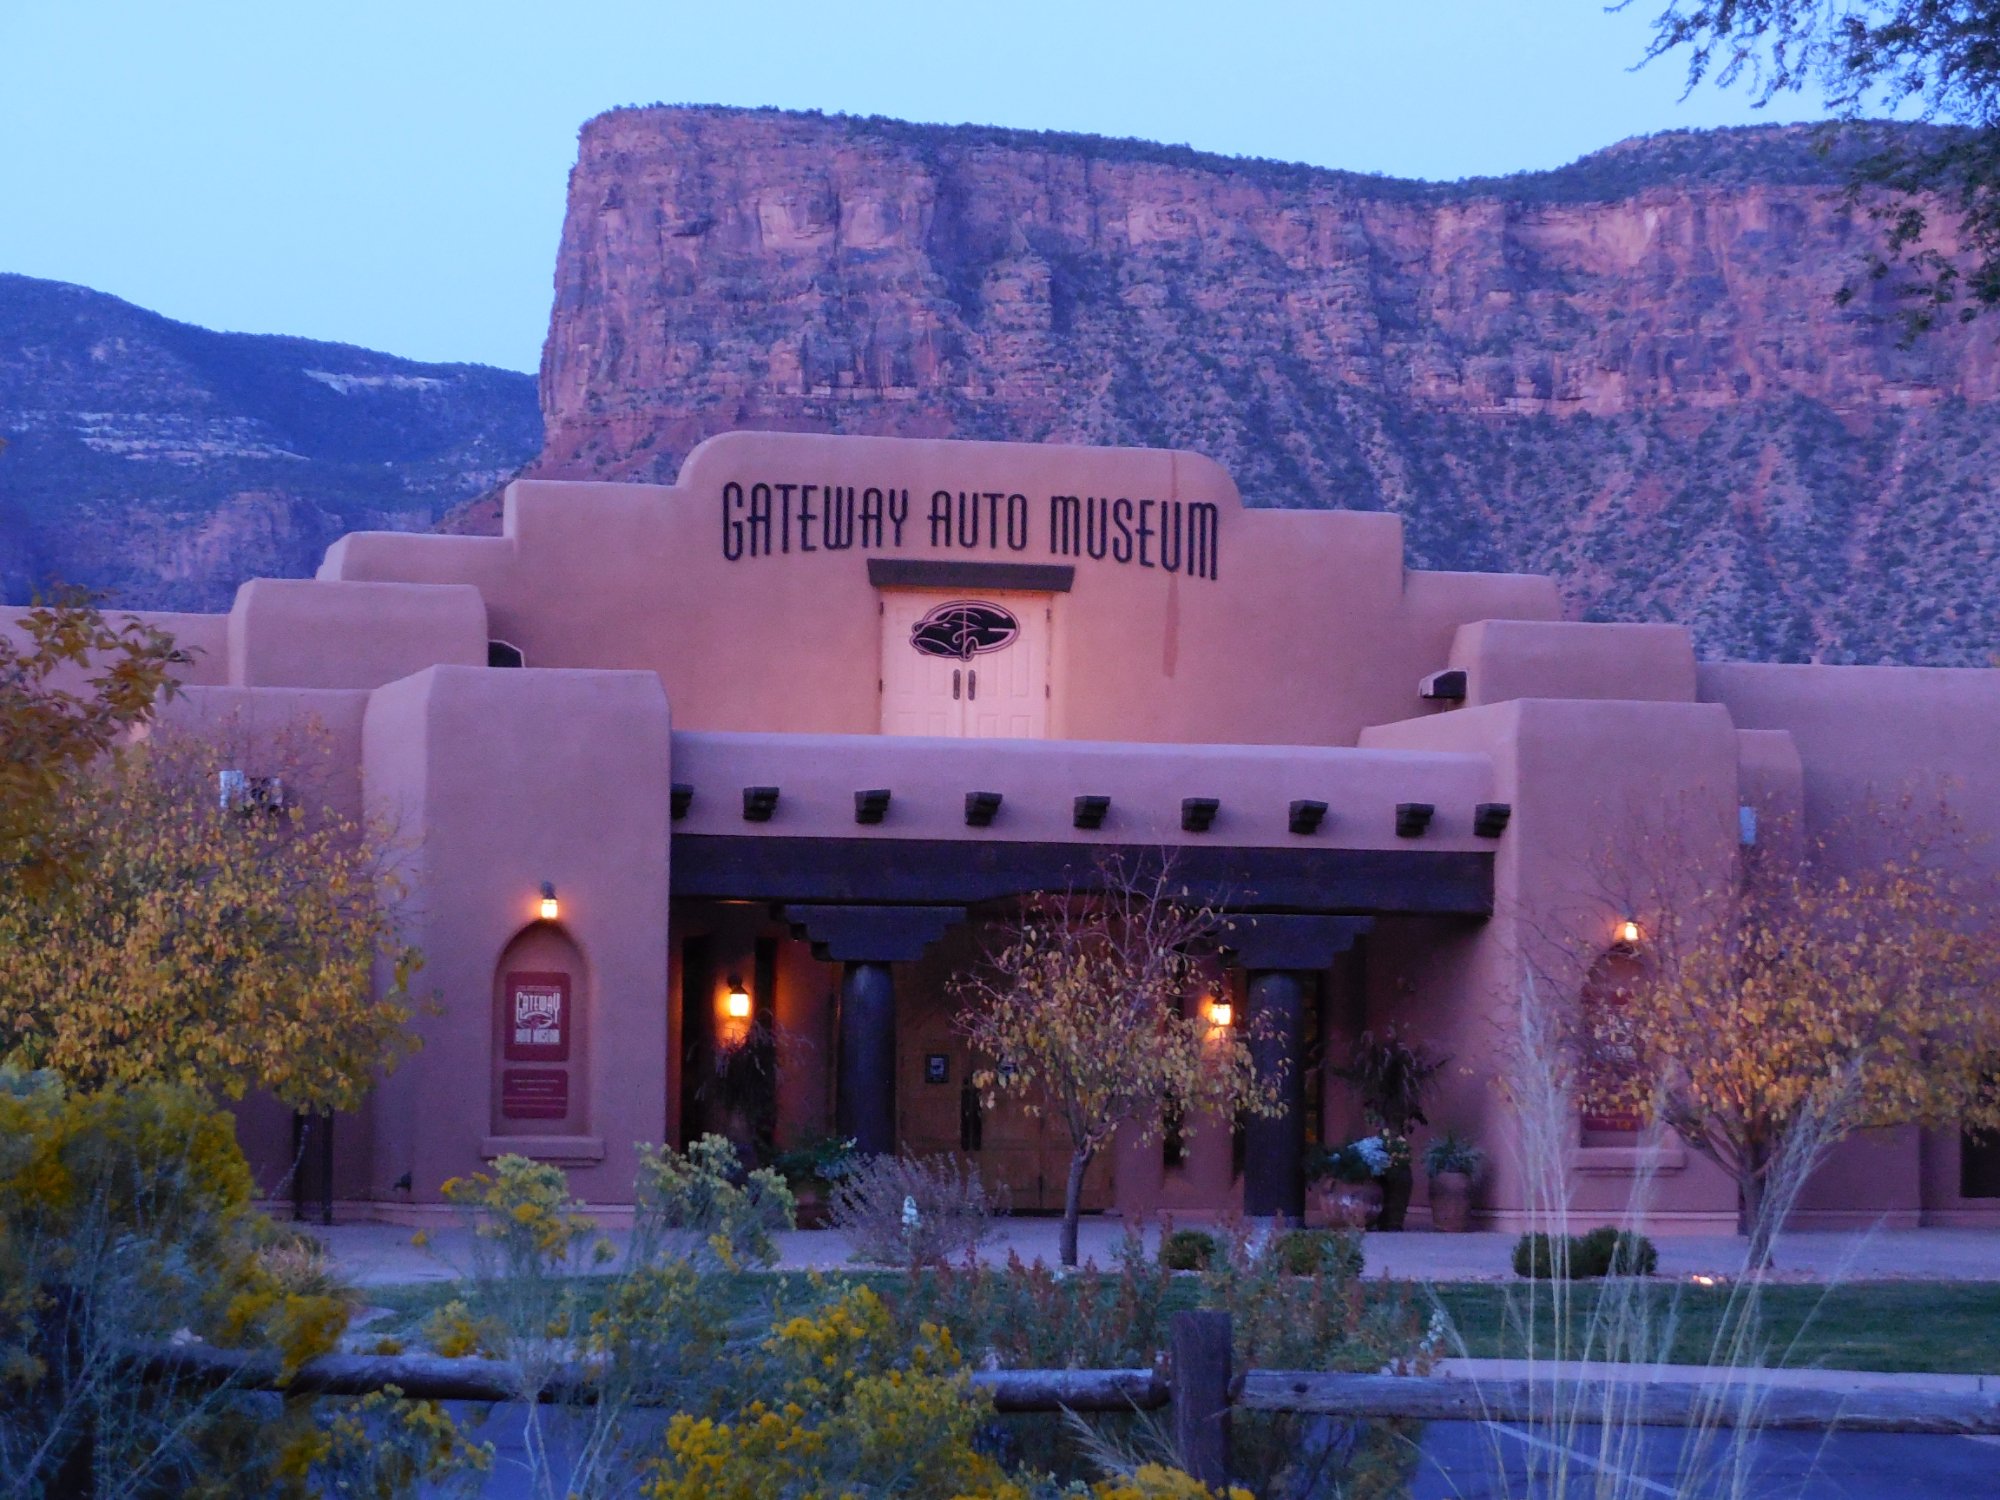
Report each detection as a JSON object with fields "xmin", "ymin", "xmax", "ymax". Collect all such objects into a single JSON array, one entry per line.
[
  {"xmin": 517, "ymin": 107, "xmax": 2000, "ymax": 664},
  {"xmin": 0, "ymin": 274, "xmax": 539, "ymax": 610}
]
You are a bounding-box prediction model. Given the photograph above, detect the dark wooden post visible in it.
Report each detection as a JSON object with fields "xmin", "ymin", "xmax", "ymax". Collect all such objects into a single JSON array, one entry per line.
[
  {"xmin": 1171, "ymin": 1309, "xmax": 1232, "ymax": 1488},
  {"xmin": 836, "ymin": 961, "xmax": 897, "ymax": 1156},
  {"xmin": 1243, "ymin": 970, "xmax": 1306, "ymax": 1220}
]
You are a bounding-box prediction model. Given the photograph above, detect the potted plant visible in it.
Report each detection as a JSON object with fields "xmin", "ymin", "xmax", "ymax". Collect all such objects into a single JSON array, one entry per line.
[
  {"xmin": 1423, "ymin": 1128, "xmax": 1485, "ymax": 1233},
  {"xmin": 1308, "ymin": 1136, "xmax": 1390, "ymax": 1228},
  {"xmin": 1334, "ymin": 1030, "xmax": 1444, "ymax": 1231},
  {"xmin": 771, "ymin": 1134, "xmax": 857, "ymax": 1228}
]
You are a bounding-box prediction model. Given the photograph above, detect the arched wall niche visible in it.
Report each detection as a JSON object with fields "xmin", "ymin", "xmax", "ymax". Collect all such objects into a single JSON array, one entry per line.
[
  {"xmin": 1578, "ymin": 947, "xmax": 1646, "ymax": 1147},
  {"xmin": 490, "ymin": 921, "xmax": 590, "ymax": 1139}
]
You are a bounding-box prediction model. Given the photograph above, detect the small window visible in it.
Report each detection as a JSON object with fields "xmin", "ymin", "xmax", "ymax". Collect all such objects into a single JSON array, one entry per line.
[
  {"xmin": 488, "ymin": 640, "xmax": 525, "ymax": 669},
  {"xmin": 1162, "ymin": 1100, "xmax": 1187, "ymax": 1170}
]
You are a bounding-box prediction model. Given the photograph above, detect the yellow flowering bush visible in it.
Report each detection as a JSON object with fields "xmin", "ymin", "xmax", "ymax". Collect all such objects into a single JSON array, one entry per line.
[
  {"xmin": 646, "ymin": 1286, "xmax": 1022, "ymax": 1500},
  {"xmin": 0, "ymin": 1075, "xmax": 484, "ymax": 1497},
  {"xmin": 643, "ymin": 1286, "xmax": 1253, "ymax": 1500},
  {"xmin": 1090, "ymin": 1466, "xmax": 1254, "ymax": 1500}
]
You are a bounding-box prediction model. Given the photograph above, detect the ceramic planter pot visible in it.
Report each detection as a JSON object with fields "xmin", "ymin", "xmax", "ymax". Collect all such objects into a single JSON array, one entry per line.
[
  {"xmin": 1428, "ymin": 1170, "xmax": 1474, "ymax": 1233},
  {"xmin": 1318, "ymin": 1179, "xmax": 1383, "ymax": 1229},
  {"xmin": 1378, "ymin": 1166, "xmax": 1414, "ymax": 1231}
]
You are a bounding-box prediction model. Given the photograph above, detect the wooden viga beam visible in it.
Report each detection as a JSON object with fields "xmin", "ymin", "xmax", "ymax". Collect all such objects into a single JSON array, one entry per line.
[{"xmin": 1235, "ymin": 1371, "xmax": 2000, "ymax": 1436}]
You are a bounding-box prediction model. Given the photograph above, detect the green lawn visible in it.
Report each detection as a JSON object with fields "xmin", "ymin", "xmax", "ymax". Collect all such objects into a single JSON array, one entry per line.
[
  {"xmin": 1429, "ymin": 1280, "xmax": 2000, "ymax": 1374},
  {"xmin": 356, "ymin": 1276, "xmax": 2000, "ymax": 1376}
]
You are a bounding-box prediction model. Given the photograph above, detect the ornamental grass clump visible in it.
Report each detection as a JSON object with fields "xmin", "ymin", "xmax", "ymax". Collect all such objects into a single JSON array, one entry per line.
[
  {"xmin": 828, "ymin": 1150, "xmax": 1001, "ymax": 1268},
  {"xmin": 1423, "ymin": 978, "xmax": 1848, "ymax": 1500},
  {"xmin": 887, "ymin": 1231, "xmax": 1177, "ymax": 1370}
]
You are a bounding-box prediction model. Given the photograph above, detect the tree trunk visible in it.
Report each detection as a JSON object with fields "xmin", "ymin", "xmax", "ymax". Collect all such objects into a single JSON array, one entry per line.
[
  {"xmin": 1739, "ymin": 1138, "xmax": 1776, "ymax": 1271},
  {"xmin": 1060, "ymin": 1148, "xmax": 1092, "ymax": 1268}
]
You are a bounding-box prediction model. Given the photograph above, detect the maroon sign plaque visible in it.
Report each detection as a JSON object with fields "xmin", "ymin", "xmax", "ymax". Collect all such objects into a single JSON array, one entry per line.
[{"xmin": 501, "ymin": 1069, "xmax": 569, "ymax": 1121}]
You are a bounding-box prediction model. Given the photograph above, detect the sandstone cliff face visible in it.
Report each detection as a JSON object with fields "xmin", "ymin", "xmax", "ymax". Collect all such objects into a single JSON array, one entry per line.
[{"xmin": 525, "ymin": 108, "xmax": 2000, "ymax": 665}]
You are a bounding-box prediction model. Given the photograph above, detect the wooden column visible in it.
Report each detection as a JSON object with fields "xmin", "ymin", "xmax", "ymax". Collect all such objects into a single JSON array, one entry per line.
[
  {"xmin": 1243, "ymin": 969, "xmax": 1306, "ymax": 1220},
  {"xmin": 836, "ymin": 961, "xmax": 897, "ymax": 1156},
  {"xmin": 1227, "ymin": 914, "xmax": 1373, "ymax": 1224}
]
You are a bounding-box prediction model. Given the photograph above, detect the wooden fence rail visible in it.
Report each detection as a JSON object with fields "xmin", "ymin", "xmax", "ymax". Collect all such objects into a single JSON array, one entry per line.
[
  {"xmin": 1237, "ymin": 1371, "xmax": 2000, "ymax": 1436},
  {"xmin": 120, "ymin": 1309, "xmax": 2000, "ymax": 1492},
  {"xmin": 124, "ymin": 1344, "xmax": 1169, "ymax": 1412}
]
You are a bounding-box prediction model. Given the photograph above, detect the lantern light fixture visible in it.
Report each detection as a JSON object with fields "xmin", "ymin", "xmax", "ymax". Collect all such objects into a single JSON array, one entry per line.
[
  {"xmin": 1205, "ymin": 998, "xmax": 1234, "ymax": 1030},
  {"xmin": 538, "ymin": 882, "xmax": 560, "ymax": 922},
  {"xmin": 725, "ymin": 975, "xmax": 752, "ymax": 1021},
  {"xmin": 1616, "ymin": 918, "xmax": 1642, "ymax": 948}
]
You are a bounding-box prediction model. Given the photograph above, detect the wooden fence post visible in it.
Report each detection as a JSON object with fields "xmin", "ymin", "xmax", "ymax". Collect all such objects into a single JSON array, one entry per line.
[{"xmin": 1171, "ymin": 1309, "xmax": 1232, "ymax": 1489}]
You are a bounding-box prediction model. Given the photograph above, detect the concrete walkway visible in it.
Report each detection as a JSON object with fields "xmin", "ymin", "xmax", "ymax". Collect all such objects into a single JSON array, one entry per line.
[{"xmin": 308, "ymin": 1218, "xmax": 2000, "ymax": 1288}]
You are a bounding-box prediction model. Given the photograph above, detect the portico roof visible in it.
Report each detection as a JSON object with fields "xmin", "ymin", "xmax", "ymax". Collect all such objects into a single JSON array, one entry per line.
[{"xmin": 667, "ymin": 730, "xmax": 1499, "ymax": 916}]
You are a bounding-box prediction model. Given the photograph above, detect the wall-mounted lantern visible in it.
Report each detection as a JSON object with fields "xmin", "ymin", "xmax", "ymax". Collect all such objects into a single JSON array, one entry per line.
[
  {"xmin": 1205, "ymin": 997, "xmax": 1234, "ymax": 1031},
  {"xmin": 538, "ymin": 882, "xmax": 560, "ymax": 922},
  {"xmin": 1615, "ymin": 918, "xmax": 1642, "ymax": 951},
  {"xmin": 724, "ymin": 975, "xmax": 753, "ymax": 1021}
]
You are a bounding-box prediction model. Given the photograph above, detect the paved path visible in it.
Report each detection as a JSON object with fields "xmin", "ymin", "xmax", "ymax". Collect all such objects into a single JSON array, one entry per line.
[{"xmin": 309, "ymin": 1218, "xmax": 2000, "ymax": 1287}]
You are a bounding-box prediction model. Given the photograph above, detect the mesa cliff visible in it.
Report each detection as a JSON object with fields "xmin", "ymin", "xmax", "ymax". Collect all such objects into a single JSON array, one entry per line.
[{"xmin": 510, "ymin": 106, "xmax": 2000, "ymax": 665}]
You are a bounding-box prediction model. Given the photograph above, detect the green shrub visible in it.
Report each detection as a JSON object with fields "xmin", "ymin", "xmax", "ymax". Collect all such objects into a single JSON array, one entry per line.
[
  {"xmin": 1513, "ymin": 1227, "xmax": 1658, "ymax": 1279},
  {"xmin": 1512, "ymin": 1231, "xmax": 1567, "ymax": 1279},
  {"xmin": 1159, "ymin": 1227, "xmax": 1221, "ymax": 1271},
  {"xmin": 1268, "ymin": 1228, "xmax": 1366, "ymax": 1278},
  {"xmin": 1577, "ymin": 1225, "xmax": 1659, "ymax": 1278}
]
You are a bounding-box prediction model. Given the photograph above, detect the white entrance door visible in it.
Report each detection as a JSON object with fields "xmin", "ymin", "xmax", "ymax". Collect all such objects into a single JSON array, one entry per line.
[{"xmin": 880, "ymin": 592, "xmax": 1051, "ymax": 739}]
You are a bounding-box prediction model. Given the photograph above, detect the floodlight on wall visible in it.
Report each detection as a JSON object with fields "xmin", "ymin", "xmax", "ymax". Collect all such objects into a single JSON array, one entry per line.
[
  {"xmin": 1474, "ymin": 802, "xmax": 1513, "ymax": 838},
  {"xmin": 743, "ymin": 786, "xmax": 780, "ymax": 822},
  {"xmin": 1395, "ymin": 802, "xmax": 1436, "ymax": 838},
  {"xmin": 725, "ymin": 975, "xmax": 752, "ymax": 1020},
  {"xmin": 965, "ymin": 791, "xmax": 1004, "ymax": 827},
  {"xmin": 671, "ymin": 783, "xmax": 694, "ymax": 820},
  {"xmin": 1181, "ymin": 797, "xmax": 1221, "ymax": 833},
  {"xmin": 855, "ymin": 789, "xmax": 892, "ymax": 825},
  {"xmin": 1289, "ymin": 799, "xmax": 1329, "ymax": 836},
  {"xmin": 1073, "ymin": 794, "xmax": 1111, "ymax": 830},
  {"xmin": 1419, "ymin": 669, "xmax": 1468, "ymax": 703},
  {"xmin": 538, "ymin": 882, "xmax": 560, "ymax": 922}
]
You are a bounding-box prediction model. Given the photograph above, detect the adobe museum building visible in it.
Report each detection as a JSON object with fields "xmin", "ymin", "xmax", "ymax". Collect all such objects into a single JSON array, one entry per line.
[{"xmin": 70, "ymin": 433, "xmax": 2000, "ymax": 1229}]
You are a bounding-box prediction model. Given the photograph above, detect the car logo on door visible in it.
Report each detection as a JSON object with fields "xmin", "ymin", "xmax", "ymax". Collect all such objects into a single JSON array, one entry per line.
[{"xmin": 909, "ymin": 600, "xmax": 1020, "ymax": 661}]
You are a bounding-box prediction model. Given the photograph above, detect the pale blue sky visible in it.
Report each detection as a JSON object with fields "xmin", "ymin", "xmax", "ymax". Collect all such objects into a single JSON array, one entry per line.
[{"xmin": 1, "ymin": 2, "xmax": 1833, "ymax": 372}]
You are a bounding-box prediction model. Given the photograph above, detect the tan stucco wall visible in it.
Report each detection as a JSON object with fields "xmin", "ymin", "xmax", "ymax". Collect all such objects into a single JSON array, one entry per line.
[{"xmin": 12, "ymin": 432, "xmax": 2000, "ymax": 1226}]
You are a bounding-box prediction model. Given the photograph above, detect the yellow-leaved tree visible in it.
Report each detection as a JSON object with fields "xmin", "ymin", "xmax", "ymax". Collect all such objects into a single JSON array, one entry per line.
[
  {"xmin": 955, "ymin": 861, "xmax": 1280, "ymax": 1267},
  {"xmin": 1581, "ymin": 798, "xmax": 2000, "ymax": 1270},
  {"xmin": 0, "ymin": 720, "xmax": 424, "ymax": 1114},
  {"xmin": 1, "ymin": 590, "xmax": 184, "ymax": 895}
]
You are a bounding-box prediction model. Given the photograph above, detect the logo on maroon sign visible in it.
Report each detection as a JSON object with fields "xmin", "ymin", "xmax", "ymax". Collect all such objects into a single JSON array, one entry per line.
[
  {"xmin": 909, "ymin": 600, "xmax": 1019, "ymax": 662},
  {"xmin": 514, "ymin": 987, "xmax": 562, "ymax": 1045}
]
